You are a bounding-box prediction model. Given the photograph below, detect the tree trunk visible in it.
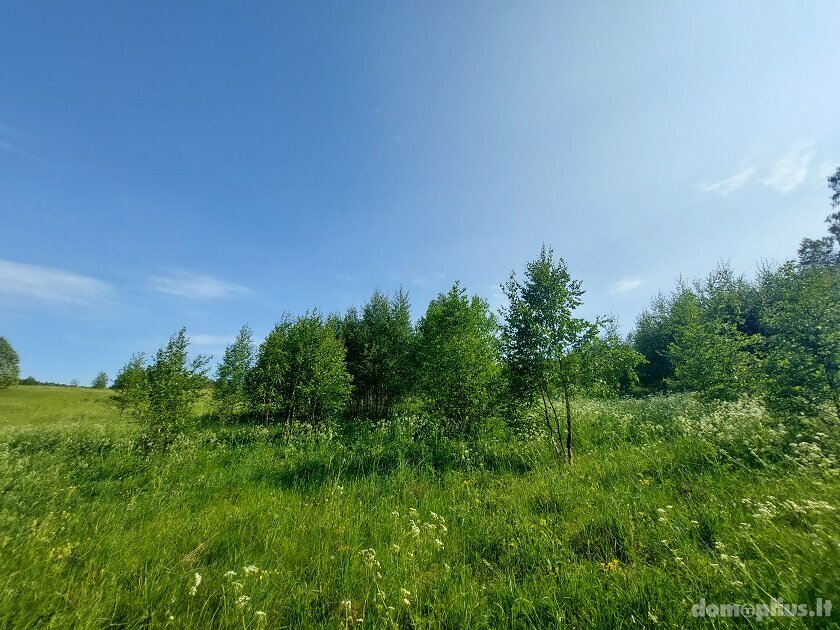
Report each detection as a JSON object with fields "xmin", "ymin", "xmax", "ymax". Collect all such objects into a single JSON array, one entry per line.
[{"xmin": 539, "ymin": 388, "xmax": 563, "ymax": 465}]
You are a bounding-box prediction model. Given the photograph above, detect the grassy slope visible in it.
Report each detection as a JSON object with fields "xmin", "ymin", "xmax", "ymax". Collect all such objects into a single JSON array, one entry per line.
[{"xmin": 0, "ymin": 387, "xmax": 838, "ymax": 628}]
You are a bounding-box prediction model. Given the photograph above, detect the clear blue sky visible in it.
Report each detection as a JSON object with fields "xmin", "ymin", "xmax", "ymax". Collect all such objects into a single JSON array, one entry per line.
[{"xmin": 1, "ymin": 2, "xmax": 838, "ymax": 384}]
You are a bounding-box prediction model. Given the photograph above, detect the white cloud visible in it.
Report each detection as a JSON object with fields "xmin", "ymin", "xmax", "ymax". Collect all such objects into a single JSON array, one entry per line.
[
  {"xmin": 0, "ymin": 259, "xmax": 112, "ymax": 305},
  {"xmin": 611, "ymin": 279, "xmax": 644, "ymax": 295},
  {"xmin": 699, "ymin": 167, "xmax": 755, "ymax": 195},
  {"xmin": 191, "ymin": 334, "xmax": 235, "ymax": 346},
  {"xmin": 148, "ymin": 271, "xmax": 251, "ymax": 299},
  {"xmin": 762, "ymin": 145, "xmax": 815, "ymax": 193}
]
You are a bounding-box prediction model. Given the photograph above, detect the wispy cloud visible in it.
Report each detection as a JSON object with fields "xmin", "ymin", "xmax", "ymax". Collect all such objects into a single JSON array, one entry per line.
[
  {"xmin": 611, "ymin": 279, "xmax": 644, "ymax": 295},
  {"xmin": 191, "ymin": 334, "xmax": 235, "ymax": 346},
  {"xmin": 700, "ymin": 167, "xmax": 755, "ymax": 195},
  {"xmin": 0, "ymin": 124, "xmax": 48, "ymax": 164},
  {"xmin": 148, "ymin": 271, "xmax": 251, "ymax": 299},
  {"xmin": 0, "ymin": 259, "xmax": 112, "ymax": 305},
  {"xmin": 762, "ymin": 145, "xmax": 815, "ymax": 193}
]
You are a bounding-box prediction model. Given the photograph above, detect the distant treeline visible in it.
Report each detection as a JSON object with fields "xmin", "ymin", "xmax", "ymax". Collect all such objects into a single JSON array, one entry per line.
[{"xmin": 106, "ymin": 168, "xmax": 839, "ymax": 462}]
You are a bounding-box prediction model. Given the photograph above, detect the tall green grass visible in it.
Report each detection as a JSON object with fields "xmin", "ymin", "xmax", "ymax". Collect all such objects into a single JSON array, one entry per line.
[{"xmin": 0, "ymin": 387, "xmax": 837, "ymax": 628}]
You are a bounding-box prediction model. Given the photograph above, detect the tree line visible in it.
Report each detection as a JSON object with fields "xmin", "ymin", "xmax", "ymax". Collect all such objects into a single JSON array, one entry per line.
[{"xmin": 63, "ymin": 168, "xmax": 840, "ymax": 462}]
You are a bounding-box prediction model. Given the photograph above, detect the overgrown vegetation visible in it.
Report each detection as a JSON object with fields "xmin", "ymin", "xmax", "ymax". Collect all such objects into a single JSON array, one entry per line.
[{"xmin": 1, "ymin": 169, "xmax": 838, "ymax": 627}]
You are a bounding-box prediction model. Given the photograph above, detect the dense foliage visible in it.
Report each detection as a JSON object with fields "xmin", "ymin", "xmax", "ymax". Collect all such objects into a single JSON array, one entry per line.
[{"xmin": 0, "ymin": 337, "xmax": 19, "ymax": 389}]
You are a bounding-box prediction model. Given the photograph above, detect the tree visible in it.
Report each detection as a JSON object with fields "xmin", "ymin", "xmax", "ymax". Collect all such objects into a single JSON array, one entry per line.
[
  {"xmin": 574, "ymin": 321, "xmax": 646, "ymax": 398},
  {"xmin": 0, "ymin": 337, "xmax": 20, "ymax": 388},
  {"xmin": 247, "ymin": 312, "xmax": 351, "ymax": 429},
  {"xmin": 91, "ymin": 371, "xmax": 109, "ymax": 389},
  {"xmin": 666, "ymin": 265, "xmax": 762, "ymax": 400},
  {"xmin": 112, "ymin": 353, "xmax": 149, "ymax": 417},
  {"xmin": 760, "ymin": 262, "xmax": 840, "ymax": 421},
  {"xmin": 143, "ymin": 330, "xmax": 209, "ymax": 437},
  {"xmin": 415, "ymin": 282, "xmax": 499, "ymax": 437},
  {"xmin": 334, "ymin": 289, "xmax": 415, "ymax": 417},
  {"xmin": 213, "ymin": 324, "xmax": 254, "ymax": 420},
  {"xmin": 501, "ymin": 247, "xmax": 597, "ymax": 465}
]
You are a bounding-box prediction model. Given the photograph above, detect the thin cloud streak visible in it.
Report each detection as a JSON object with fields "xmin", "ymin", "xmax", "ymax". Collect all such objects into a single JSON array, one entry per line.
[
  {"xmin": 700, "ymin": 167, "xmax": 755, "ymax": 195},
  {"xmin": 611, "ymin": 279, "xmax": 644, "ymax": 295},
  {"xmin": 0, "ymin": 259, "xmax": 113, "ymax": 305},
  {"xmin": 762, "ymin": 145, "xmax": 815, "ymax": 193},
  {"xmin": 148, "ymin": 271, "xmax": 251, "ymax": 299}
]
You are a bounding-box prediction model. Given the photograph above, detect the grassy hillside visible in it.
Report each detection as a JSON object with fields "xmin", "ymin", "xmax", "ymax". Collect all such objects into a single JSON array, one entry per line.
[{"xmin": 0, "ymin": 387, "xmax": 838, "ymax": 628}]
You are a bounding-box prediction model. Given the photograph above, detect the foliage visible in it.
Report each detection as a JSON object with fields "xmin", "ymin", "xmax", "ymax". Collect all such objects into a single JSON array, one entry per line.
[
  {"xmin": 1, "ymin": 387, "xmax": 839, "ymax": 628},
  {"xmin": 334, "ymin": 289, "xmax": 414, "ymax": 417},
  {"xmin": 500, "ymin": 246, "xmax": 597, "ymax": 465},
  {"xmin": 91, "ymin": 371, "xmax": 109, "ymax": 389},
  {"xmin": 144, "ymin": 329, "xmax": 210, "ymax": 438},
  {"xmin": 666, "ymin": 286, "xmax": 760, "ymax": 401},
  {"xmin": 415, "ymin": 283, "xmax": 499, "ymax": 437},
  {"xmin": 247, "ymin": 312, "xmax": 351, "ymax": 429},
  {"xmin": 573, "ymin": 322, "xmax": 646, "ymax": 398},
  {"xmin": 112, "ymin": 353, "xmax": 149, "ymax": 417},
  {"xmin": 760, "ymin": 263, "xmax": 840, "ymax": 421},
  {"xmin": 213, "ymin": 324, "xmax": 254, "ymax": 420},
  {"xmin": 0, "ymin": 336, "xmax": 20, "ymax": 389}
]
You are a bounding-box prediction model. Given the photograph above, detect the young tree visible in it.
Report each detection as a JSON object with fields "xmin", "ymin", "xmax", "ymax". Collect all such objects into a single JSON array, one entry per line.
[
  {"xmin": 760, "ymin": 262, "xmax": 840, "ymax": 421},
  {"xmin": 666, "ymin": 265, "xmax": 761, "ymax": 400},
  {"xmin": 247, "ymin": 312, "xmax": 351, "ymax": 429},
  {"xmin": 213, "ymin": 324, "xmax": 254, "ymax": 420},
  {"xmin": 0, "ymin": 337, "xmax": 20, "ymax": 388},
  {"xmin": 91, "ymin": 371, "xmax": 109, "ymax": 389},
  {"xmin": 574, "ymin": 321, "xmax": 646, "ymax": 398},
  {"xmin": 415, "ymin": 282, "xmax": 499, "ymax": 437},
  {"xmin": 145, "ymin": 329, "xmax": 210, "ymax": 436},
  {"xmin": 335, "ymin": 289, "xmax": 415, "ymax": 417},
  {"xmin": 112, "ymin": 353, "xmax": 149, "ymax": 417},
  {"xmin": 501, "ymin": 247, "xmax": 597, "ymax": 465}
]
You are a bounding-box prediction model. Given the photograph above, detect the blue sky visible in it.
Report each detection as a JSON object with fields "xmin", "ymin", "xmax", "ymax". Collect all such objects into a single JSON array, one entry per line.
[{"xmin": 1, "ymin": 2, "xmax": 838, "ymax": 384}]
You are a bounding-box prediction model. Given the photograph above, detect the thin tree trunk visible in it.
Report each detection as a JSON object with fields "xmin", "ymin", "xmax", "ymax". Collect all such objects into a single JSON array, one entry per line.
[{"xmin": 539, "ymin": 386, "xmax": 563, "ymax": 465}]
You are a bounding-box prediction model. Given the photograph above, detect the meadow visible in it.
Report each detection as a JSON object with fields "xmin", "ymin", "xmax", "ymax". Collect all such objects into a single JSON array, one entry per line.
[{"xmin": 0, "ymin": 386, "xmax": 837, "ymax": 628}]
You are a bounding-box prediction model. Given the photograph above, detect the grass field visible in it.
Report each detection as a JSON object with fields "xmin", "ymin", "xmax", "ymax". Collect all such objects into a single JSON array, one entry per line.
[{"xmin": 0, "ymin": 386, "xmax": 838, "ymax": 628}]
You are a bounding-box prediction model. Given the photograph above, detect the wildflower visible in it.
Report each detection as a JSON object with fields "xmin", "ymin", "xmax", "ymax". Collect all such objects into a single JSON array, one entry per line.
[
  {"xmin": 400, "ymin": 588, "xmax": 411, "ymax": 597},
  {"xmin": 601, "ymin": 559, "xmax": 620, "ymax": 572},
  {"xmin": 656, "ymin": 508, "xmax": 666, "ymax": 514},
  {"xmin": 236, "ymin": 595, "xmax": 251, "ymax": 608},
  {"xmin": 658, "ymin": 517, "xmax": 666, "ymax": 523},
  {"xmin": 359, "ymin": 548, "xmax": 380, "ymax": 569},
  {"xmin": 403, "ymin": 598, "xmax": 411, "ymax": 606},
  {"xmin": 189, "ymin": 573, "xmax": 202, "ymax": 596},
  {"xmin": 640, "ymin": 479, "xmax": 651, "ymax": 486},
  {"xmin": 340, "ymin": 599, "xmax": 353, "ymax": 610},
  {"xmin": 243, "ymin": 565, "xmax": 259, "ymax": 575},
  {"xmin": 434, "ymin": 538, "xmax": 444, "ymax": 550},
  {"xmin": 391, "ymin": 510, "xmax": 400, "ymax": 518},
  {"xmin": 732, "ymin": 580, "xmax": 744, "ymax": 587},
  {"xmin": 690, "ymin": 520, "xmax": 699, "ymax": 525},
  {"xmin": 224, "ymin": 570, "xmax": 237, "ymax": 578},
  {"xmin": 255, "ymin": 611, "xmax": 267, "ymax": 621},
  {"xmin": 391, "ymin": 544, "xmax": 400, "ymax": 553}
]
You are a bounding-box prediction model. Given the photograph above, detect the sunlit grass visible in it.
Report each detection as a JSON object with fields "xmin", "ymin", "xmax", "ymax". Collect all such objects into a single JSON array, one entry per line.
[{"xmin": 0, "ymin": 388, "xmax": 837, "ymax": 627}]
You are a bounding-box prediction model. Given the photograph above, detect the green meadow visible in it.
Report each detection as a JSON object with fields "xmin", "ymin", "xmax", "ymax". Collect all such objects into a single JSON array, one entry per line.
[{"xmin": 1, "ymin": 386, "xmax": 837, "ymax": 628}]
